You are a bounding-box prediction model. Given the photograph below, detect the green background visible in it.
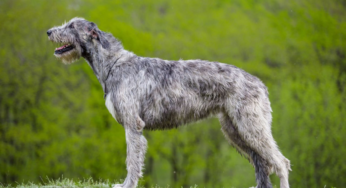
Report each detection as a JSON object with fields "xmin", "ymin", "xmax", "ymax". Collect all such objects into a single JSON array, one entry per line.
[{"xmin": 1, "ymin": 0, "xmax": 345, "ymax": 187}]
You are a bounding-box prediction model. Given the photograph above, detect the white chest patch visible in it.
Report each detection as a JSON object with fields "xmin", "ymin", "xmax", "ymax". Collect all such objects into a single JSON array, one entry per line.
[{"xmin": 105, "ymin": 93, "xmax": 117, "ymax": 121}]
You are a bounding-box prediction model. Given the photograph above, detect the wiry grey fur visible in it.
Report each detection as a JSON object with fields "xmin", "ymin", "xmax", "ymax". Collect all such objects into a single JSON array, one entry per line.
[{"xmin": 47, "ymin": 18, "xmax": 291, "ymax": 188}]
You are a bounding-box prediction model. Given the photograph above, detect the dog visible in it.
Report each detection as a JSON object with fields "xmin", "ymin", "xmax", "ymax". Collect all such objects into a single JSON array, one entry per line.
[{"xmin": 47, "ymin": 17, "xmax": 291, "ymax": 188}]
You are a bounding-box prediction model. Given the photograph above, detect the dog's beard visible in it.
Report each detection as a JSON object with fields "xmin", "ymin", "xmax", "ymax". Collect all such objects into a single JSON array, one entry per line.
[{"xmin": 54, "ymin": 47, "xmax": 81, "ymax": 64}]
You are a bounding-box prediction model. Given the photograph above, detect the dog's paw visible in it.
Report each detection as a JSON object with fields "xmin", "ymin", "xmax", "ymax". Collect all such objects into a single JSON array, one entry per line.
[{"xmin": 112, "ymin": 184, "xmax": 123, "ymax": 188}]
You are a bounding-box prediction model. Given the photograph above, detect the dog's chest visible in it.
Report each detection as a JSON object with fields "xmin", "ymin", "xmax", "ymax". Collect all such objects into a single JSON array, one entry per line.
[{"xmin": 105, "ymin": 93, "xmax": 118, "ymax": 122}]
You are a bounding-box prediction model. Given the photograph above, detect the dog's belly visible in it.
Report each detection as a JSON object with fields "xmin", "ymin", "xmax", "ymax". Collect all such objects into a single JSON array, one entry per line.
[{"xmin": 141, "ymin": 96, "xmax": 221, "ymax": 130}]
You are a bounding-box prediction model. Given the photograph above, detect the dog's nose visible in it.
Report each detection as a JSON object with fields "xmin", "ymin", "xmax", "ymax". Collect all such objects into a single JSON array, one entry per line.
[{"xmin": 47, "ymin": 30, "xmax": 52, "ymax": 36}]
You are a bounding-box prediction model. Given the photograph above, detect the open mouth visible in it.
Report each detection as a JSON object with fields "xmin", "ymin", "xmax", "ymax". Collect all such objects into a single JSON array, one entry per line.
[{"xmin": 54, "ymin": 43, "xmax": 75, "ymax": 54}]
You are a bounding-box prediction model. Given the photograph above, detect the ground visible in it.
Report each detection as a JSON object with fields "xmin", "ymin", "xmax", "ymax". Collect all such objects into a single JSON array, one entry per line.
[{"xmin": 0, "ymin": 178, "xmax": 200, "ymax": 188}]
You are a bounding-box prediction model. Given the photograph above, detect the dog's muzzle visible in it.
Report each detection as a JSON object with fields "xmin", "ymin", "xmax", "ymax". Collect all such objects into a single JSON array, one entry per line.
[{"xmin": 47, "ymin": 30, "xmax": 52, "ymax": 36}]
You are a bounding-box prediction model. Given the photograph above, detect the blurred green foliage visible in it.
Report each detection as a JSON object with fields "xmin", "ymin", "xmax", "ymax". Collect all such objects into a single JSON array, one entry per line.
[{"xmin": 0, "ymin": 0, "xmax": 345, "ymax": 187}]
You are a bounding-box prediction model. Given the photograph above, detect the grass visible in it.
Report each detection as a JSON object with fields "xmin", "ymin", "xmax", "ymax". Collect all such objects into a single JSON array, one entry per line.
[
  {"xmin": 0, "ymin": 178, "xmax": 338, "ymax": 188},
  {"xmin": 0, "ymin": 178, "xmax": 199, "ymax": 188}
]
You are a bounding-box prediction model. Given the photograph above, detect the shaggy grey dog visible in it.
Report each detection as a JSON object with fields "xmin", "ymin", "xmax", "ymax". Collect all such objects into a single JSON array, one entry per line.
[{"xmin": 47, "ymin": 18, "xmax": 291, "ymax": 188}]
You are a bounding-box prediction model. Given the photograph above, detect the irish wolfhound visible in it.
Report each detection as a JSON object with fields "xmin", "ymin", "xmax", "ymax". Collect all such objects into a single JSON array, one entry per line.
[{"xmin": 47, "ymin": 17, "xmax": 291, "ymax": 188}]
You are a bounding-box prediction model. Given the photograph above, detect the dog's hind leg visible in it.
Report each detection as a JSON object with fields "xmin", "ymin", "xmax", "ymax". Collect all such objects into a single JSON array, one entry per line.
[
  {"xmin": 219, "ymin": 114, "xmax": 273, "ymax": 188},
  {"xmin": 220, "ymin": 101, "xmax": 291, "ymax": 188},
  {"xmin": 235, "ymin": 106, "xmax": 290, "ymax": 188}
]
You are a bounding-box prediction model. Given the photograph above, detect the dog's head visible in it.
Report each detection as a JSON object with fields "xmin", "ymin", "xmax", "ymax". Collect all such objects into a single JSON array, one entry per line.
[{"xmin": 47, "ymin": 17, "xmax": 110, "ymax": 64}]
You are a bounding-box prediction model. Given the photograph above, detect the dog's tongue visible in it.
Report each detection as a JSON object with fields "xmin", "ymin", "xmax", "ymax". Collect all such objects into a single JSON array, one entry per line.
[{"xmin": 55, "ymin": 45, "xmax": 68, "ymax": 51}]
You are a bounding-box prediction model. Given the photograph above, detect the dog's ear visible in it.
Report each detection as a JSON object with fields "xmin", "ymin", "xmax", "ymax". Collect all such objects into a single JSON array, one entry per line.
[
  {"xmin": 95, "ymin": 30, "xmax": 110, "ymax": 49},
  {"xmin": 87, "ymin": 22, "xmax": 110, "ymax": 49}
]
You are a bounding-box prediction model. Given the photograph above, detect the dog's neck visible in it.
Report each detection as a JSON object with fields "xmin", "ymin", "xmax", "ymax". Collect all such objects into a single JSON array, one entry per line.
[{"xmin": 82, "ymin": 45, "xmax": 129, "ymax": 98}]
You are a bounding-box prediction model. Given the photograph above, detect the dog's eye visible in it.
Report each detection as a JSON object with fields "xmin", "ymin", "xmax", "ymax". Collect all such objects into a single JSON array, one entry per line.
[{"xmin": 69, "ymin": 24, "xmax": 74, "ymax": 29}]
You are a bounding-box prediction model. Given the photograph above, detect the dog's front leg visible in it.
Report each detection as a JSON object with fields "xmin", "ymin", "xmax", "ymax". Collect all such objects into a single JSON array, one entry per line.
[{"xmin": 113, "ymin": 118, "xmax": 147, "ymax": 188}]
